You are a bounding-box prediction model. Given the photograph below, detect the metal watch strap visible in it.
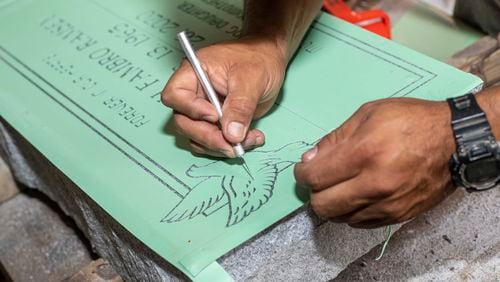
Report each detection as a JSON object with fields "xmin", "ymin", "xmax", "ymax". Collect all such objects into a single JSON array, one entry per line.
[{"xmin": 447, "ymin": 94, "xmax": 496, "ymax": 162}]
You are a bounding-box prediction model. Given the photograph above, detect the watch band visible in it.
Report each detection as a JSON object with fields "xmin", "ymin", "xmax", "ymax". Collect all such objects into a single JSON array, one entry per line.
[{"xmin": 447, "ymin": 94, "xmax": 496, "ymax": 162}]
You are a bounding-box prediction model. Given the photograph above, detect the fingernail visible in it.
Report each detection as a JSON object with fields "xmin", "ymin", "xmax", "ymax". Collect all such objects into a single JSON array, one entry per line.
[
  {"xmin": 223, "ymin": 150, "xmax": 236, "ymax": 158},
  {"xmin": 243, "ymin": 138, "xmax": 256, "ymax": 147},
  {"xmin": 228, "ymin": 122, "xmax": 245, "ymax": 139},
  {"xmin": 202, "ymin": 115, "xmax": 218, "ymax": 123},
  {"xmin": 302, "ymin": 147, "xmax": 318, "ymax": 162},
  {"xmin": 256, "ymin": 135, "xmax": 265, "ymax": 145}
]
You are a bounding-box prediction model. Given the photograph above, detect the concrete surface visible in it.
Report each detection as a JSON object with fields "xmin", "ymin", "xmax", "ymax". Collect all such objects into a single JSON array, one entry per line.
[
  {"xmin": 335, "ymin": 188, "xmax": 500, "ymax": 281},
  {"xmin": 0, "ymin": 120, "xmax": 397, "ymax": 281},
  {"xmin": 0, "ymin": 193, "xmax": 92, "ymax": 281}
]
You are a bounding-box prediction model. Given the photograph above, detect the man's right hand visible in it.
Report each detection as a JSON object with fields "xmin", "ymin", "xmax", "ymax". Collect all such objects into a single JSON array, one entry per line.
[{"xmin": 161, "ymin": 36, "xmax": 287, "ymax": 157}]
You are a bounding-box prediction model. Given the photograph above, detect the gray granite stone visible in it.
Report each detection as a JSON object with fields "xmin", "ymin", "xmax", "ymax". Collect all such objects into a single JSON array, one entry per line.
[
  {"xmin": 335, "ymin": 188, "xmax": 500, "ymax": 281},
  {"xmin": 0, "ymin": 119, "xmax": 394, "ymax": 281},
  {"xmin": 0, "ymin": 193, "xmax": 92, "ymax": 281}
]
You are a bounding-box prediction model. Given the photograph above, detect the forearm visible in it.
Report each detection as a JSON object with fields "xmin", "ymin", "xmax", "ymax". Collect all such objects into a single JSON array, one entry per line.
[{"xmin": 243, "ymin": 0, "xmax": 324, "ymax": 61}]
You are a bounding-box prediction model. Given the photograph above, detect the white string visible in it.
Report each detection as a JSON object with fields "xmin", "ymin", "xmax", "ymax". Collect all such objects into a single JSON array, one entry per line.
[{"xmin": 375, "ymin": 225, "xmax": 393, "ymax": 261}]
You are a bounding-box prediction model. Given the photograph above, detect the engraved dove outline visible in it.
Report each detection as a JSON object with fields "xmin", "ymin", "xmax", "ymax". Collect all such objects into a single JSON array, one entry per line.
[{"xmin": 162, "ymin": 141, "xmax": 313, "ymax": 227}]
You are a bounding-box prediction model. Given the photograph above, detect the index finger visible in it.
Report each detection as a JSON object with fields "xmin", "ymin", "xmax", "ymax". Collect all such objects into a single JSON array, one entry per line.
[
  {"xmin": 294, "ymin": 133, "xmax": 365, "ymax": 192},
  {"xmin": 309, "ymin": 176, "xmax": 371, "ymax": 219},
  {"xmin": 161, "ymin": 61, "xmax": 218, "ymax": 122}
]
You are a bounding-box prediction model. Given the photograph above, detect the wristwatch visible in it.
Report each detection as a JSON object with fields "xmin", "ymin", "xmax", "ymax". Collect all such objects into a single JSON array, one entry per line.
[{"xmin": 447, "ymin": 93, "xmax": 500, "ymax": 192}]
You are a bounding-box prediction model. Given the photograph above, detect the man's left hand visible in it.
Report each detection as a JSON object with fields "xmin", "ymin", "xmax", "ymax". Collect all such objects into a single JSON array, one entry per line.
[{"xmin": 294, "ymin": 98, "xmax": 457, "ymax": 228}]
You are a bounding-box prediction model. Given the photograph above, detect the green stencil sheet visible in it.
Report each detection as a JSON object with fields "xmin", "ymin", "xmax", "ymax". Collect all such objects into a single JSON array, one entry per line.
[{"xmin": 0, "ymin": 0, "xmax": 482, "ymax": 280}]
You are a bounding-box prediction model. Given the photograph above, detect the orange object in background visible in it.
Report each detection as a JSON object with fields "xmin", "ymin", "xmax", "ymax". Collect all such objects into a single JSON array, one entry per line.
[{"xmin": 323, "ymin": 0, "xmax": 392, "ymax": 39}]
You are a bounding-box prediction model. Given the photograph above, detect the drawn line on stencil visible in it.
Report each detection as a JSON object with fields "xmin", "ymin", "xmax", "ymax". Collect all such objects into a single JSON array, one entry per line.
[
  {"xmin": 312, "ymin": 21, "xmax": 438, "ymax": 96},
  {"xmin": 314, "ymin": 20, "xmax": 437, "ymax": 76},
  {"xmin": 313, "ymin": 26, "xmax": 425, "ymax": 78},
  {"xmin": 263, "ymin": 22, "xmax": 438, "ymax": 132},
  {"xmin": 400, "ymin": 74, "xmax": 438, "ymax": 97},
  {"xmin": 312, "ymin": 26, "xmax": 427, "ymax": 97},
  {"xmin": 389, "ymin": 77, "xmax": 424, "ymax": 97},
  {"xmin": 0, "ymin": 46, "xmax": 189, "ymax": 197},
  {"xmin": 163, "ymin": 141, "xmax": 312, "ymax": 227}
]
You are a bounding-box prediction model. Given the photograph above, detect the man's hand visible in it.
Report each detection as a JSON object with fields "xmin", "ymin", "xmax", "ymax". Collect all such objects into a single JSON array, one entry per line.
[
  {"xmin": 162, "ymin": 37, "xmax": 286, "ymax": 157},
  {"xmin": 162, "ymin": 0, "xmax": 324, "ymax": 157},
  {"xmin": 294, "ymin": 98, "xmax": 457, "ymax": 228}
]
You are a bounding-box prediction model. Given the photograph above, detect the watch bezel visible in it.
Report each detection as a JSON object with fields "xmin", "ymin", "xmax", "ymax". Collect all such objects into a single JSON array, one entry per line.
[
  {"xmin": 457, "ymin": 160, "xmax": 500, "ymax": 192},
  {"xmin": 451, "ymin": 144, "xmax": 500, "ymax": 192}
]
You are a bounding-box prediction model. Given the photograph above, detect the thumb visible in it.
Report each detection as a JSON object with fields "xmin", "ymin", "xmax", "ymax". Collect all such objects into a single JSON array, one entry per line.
[{"xmin": 221, "ymin": 72, "xmax": 263, "ymax": 144}]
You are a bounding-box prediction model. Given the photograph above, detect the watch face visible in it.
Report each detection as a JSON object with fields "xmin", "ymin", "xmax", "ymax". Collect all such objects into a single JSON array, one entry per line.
[{"xmin": 463, "ymin": 158, "xmax": 500, "ymax": 190}]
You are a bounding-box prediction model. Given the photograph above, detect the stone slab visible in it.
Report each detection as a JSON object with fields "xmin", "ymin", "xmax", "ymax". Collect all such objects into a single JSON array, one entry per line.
[
  {"xmin": 0, "ymin": 119, "xmax": 395, "ymax": 281},
  {"xmin": 0, "ymin": 193, "xmax": 92, "ymax": 281},
  {"xmin": 334, "ymin": 188, "xmax": 500, "ymax": 281}
]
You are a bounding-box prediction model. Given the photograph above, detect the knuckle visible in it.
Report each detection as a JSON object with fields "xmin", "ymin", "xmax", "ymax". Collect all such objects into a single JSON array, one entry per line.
[
  {"xmin": 373, "ymin": 180, "xmax": 398, "ymax": 198},
  {"xmin": 374, "ymin": 173, "xmax": 406, "ymax": 197},
  {"xmin": 356, "ymin": 100, "xmax": 384, "ymax": 119},
  {"xmin": 161, "ymin": 88, "xmax": 173, "ymax": 107},
  {"xmin": 161, "ymin": 79, "xmax": 186, "ymax": 108},
  {"xmin": 310, "ymin": 198, "xmax": 330, "ymax": 218},
  {"xmin": 161, "ymin": 66, "xmax": 192, "ymax": 108},
  {"xmin": 324, "ymin": 131, "xmax": 339, "ymax": 146},
  {"xmin": 359, "ymin": 101, "xmax": 377, "ymax": 111},
  {"xmin": 333, "ymin": 126, "xmax": 347, "ymax": 141},
  {"xmin": 302, "ymin": 171, "xmax": 324, "ymax": 191}
]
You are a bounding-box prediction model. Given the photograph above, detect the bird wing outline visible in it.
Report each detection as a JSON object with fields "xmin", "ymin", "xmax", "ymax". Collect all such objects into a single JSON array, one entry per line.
[
  {"xmin": 162, "ymin": 177, "xmax": 226, "ymax": 223},
  {"xmin": 222, "ymin": 164, "xmax": 278, "ymax": 226}
]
